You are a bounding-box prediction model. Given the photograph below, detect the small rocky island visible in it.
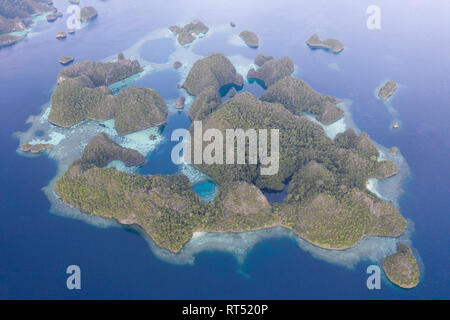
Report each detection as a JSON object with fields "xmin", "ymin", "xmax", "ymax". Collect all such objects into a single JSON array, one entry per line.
[
  {"xmin": 169, "ymin": 19, "xmax": 209, "ymax": 46},
  {"xmin": 306, "ymin": 34, "xmax": 344, "ymax": 53},
  {"xmin": 59, "ymin": 56, "xmax": 74, "ymax": 65},
  {"xmin": 382, "ymin": 243, "xmax": 420, "ymax": 288},
  {"xmin": 80, "ymin": 6, "xmax": 98, "ymax": 23},
  {"xmin": 56, "ymin": 32, "xmax": 67, "ymax": 39},
  {"xmin": 239, "ymin": 30, "xmax": 259, "ymax": 48},
  {"xmin": 378, "ymin": 80, "xmax": 397, "ymax": 100},
  {"xmin": 21, "ymin": 143, "xmax": 53, "ymax": 154}
]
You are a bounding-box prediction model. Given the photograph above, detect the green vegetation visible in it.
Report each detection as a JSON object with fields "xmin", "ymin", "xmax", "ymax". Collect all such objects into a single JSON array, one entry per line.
[
  {"xmin": 261, "ymin": 76, "xmax": 343, "ymax": 124},
  {"xmin": 169, "ymin": 19, "xmax": 208, "ymax": 46},
  {"xmin": 188, "ymin": 85, "xmax": 221, "ymax": 121},
  {"xmin": 57, "ymin": 57, "xmax": 143, "ymax": 87},
  {"xmin": 77, "ymin": 132, "xmax": 145, "ymax": 170},
  {"xmin": 279, "ymin": 189, "xmax": 405, "ymax": 249},
  {"xmin": 49, "ymin": 82, "xmax": 167, "ymax": 134},
  {"xmin": 53, "ymin": 53, "xmax": 407, "ymax": 257},
  {"xmin": 55, "ymin": 165, "xmax": 206, "ymax": 253},
  {"xmin": 113, "ymin": 86, "xmax": 167, "ymax": 135},
  {"xmin": 378, "ymin": 80, "xmax": 397, "ymax": 100},
  {"xmin": 48, "ymin": 57, "xmax": 166, "ymax": 134},
  {"xmin": 239, "ymin": 30, "xmax": 259, "ymax": 48},
  {"xmin": 0, "ymin": 0, "xmax": 49, "ymax": 20},
  {"xmin": 0, "ymin": 0, "xmax": 53, "ymax": 46},
  {"xmin": 382, "ymin": 243, "xmax": 420, "ymax": 288},
  {"xmin": 182, "ymin": 53, "xmax": 243, "ymax": 96},
  {"xmin": 306, "ymin": 34, "xmax": 344, "ymax": 53},
  {"xmin": 247, "ymin": 56, "xmax": 294, "ymax": 88}
]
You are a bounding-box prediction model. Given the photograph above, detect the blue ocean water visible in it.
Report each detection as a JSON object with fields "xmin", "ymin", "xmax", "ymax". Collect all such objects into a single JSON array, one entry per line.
[{"xmin": 0, "ymin": 0, "xmax": 449, "ymax": 299}]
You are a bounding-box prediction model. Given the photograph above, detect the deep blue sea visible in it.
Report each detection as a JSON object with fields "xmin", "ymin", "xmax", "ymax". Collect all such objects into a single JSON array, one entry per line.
[{"xmin": 0, "ymin": 0, "xmax": 449, "ymax": 299}]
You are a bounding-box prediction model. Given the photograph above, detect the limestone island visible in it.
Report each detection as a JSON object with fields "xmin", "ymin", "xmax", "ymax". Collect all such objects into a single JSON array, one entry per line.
[
  {"xmin": 52, "ymin": 53, "xmax": 408, "ymax": 257},
  {"xmin": 59, "ymin": 56, "xmax": 74, "ymax": 65},
  {"xmin": 382, "ymin": 243, "xmax": 420, "ymax": 289},
  {"xmin": 182, "ymin": 53, "xmax": 243, "ymax": 96},
  {"xmin": 80, "ymin": 6, "xmax": 98, "ymax": 23},
  {"xmin": 306, "ymin": 34, "xmax": 344, "ymax": 53},
  {"xmin": 390, "ymin": 147, "xmax": 398, "ymax": 155},
  {"xmin": 49, "ymin": 54, "xmax": 167, "ymax": 135},
  {"xmin": 56, "ymin": 32, "xmax": 67, "ymax": 39},
  {"xmin": 378, "ymin": 80, "xmax": 397, "ymax": 101},
  {"xmin": 176, "ymin": 96, "xmax": 185, "ymax": 109},
  {"xmin": 173, "ymin": 61, "xmax": 182, "ymax": 69},
  {"xmin": 260, "ymin": 75, "xmax": 344, "ymax": 125},
  {"xmin": 239, "ymin": 30, "xmax": 259, "ymax": 48},
  {"xmin": 21, "ymin": 143, "xmax": 53, "ymax": 154},
  {"xmin": 46, "ymin": 14, "xmax": 57, "ymax": 22},
  {"xmin": 247, "ymin": 55, "xmax": 294, "ymax": 88},
  {"xmin": 0, "ymin": 0, "xmax": 55, "ymax": 47},
  {"xmin": 169, "ymin": 19, "xmax": 209, "ymax": 46}
]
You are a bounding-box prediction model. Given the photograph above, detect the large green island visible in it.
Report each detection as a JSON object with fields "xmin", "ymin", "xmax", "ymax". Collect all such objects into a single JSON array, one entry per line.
[{"xmin": 51, "ymin": 52, "xmax": 409, "ymax": 261}]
